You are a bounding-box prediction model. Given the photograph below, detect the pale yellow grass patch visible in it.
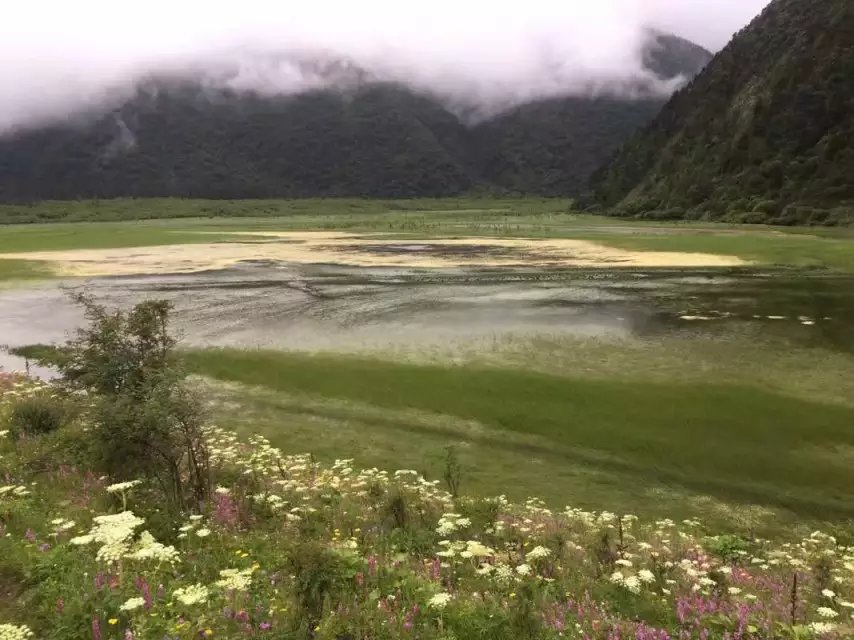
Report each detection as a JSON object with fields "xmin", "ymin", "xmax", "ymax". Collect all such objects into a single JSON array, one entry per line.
[{"xmin": 0, "ymin": 231, "xmax": 745, "ymax": 277}]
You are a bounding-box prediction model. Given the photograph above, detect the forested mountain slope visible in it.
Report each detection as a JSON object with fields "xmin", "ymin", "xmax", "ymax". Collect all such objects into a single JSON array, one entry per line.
[
  {"xmin": 593, "ymin": 0, "xmax": 854, "ymax": 226},
  {"xmin": 0, "ymin": 33, "xmax": 710, "ymax": 200}
]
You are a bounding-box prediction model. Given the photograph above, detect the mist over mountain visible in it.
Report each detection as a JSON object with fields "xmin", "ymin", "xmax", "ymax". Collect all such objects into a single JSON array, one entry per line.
[
  {"xmin": 0, "ymin": 31, "xmax": 711, "ymax": 200},
  {"xmin": 592, "ymin": 0, "xmax": 854, "ymax": 226}
]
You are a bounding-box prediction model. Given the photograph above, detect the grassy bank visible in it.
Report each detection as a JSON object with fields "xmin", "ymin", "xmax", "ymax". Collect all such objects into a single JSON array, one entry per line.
[{"xmin": 184, "ymin": 348, "xmax": 854, "ymax": 536}]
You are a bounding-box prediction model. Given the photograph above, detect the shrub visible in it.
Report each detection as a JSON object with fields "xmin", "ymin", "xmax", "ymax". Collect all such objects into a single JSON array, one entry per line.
[
  {"xmin": 7, "ymin": 392, "xmax": 68, "ymax": 438},
  {"xmin": 56, "ymin": 293, "xmax": 210, "ymax": 513},
  {"xmin": 706, "ymin": 534, "xmax": 749, "ymax": 563}
]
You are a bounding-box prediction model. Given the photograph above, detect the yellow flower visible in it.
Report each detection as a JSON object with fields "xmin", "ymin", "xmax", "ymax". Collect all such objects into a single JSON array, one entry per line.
[
  {"xmin": 234, "ymin": 550, "xmax": 243, "ymax": 555},
  {"xmin": 108, "ymin": 619, "xmax": 118, "ymax": 625},
  {"xmin": 204, "ymin": 630, "xmax": 214, "ymax": 637}
]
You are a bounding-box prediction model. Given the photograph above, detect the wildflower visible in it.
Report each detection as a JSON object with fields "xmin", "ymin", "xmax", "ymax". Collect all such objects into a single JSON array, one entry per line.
[
  {"xmin": 494, "ymin": 564, "xmax": 514, "ymax": 583},
  {"xmin": 108, "ymin": 619, "xmax": 118, "ymax": 625},
  {"xmin": 515, "ymin": 563, "xmax": 532, "ymax": 576},
  {"xmin": 638, "ymin": 569, "xmax": 656, "ymax": 584},
  {"xmin": 817, "ymin": 607, "xmax": 838, "ymax": 618},
  {"xmin": 623, "ymin": 576, "xmax": 641, "ymax": 594},
  {"xmin": 808, "ymin": 622, "xmax": 836, "ymax": 634},
  {"xmin": 195, "ymin": 528, "xmax": 211, "ymax": 538},
  {"xmin": 126, "ymin": 531, "xmax": 179, "ymax": 563},
  {"xmin": 119, "ymin": 597, "xmax": 145, "ymax": 612},
  {"xmin": 173, "ymin": 583, "xmax": 209, "ymax": 605},
  {"xmin": 527, "ymin": 545, "xmax": 551, "ymax": 560},
  {"xmin": 216, "ymin": 568, "xmax": 253, "ymax": 591},
  {"xmin": 822, "ymin": 589, "xmax": 836, "ymax": 598},
  {"xmin": 0, "ymin": 624, "xmax": 34, "ymax": 640},
  {"xmin": 215, "ymin": 486, "xmax": 231, "ymax": 495},
  {"xmin": 428, "ymin": 592, "xmax": 452, "ymax": 609},
  {"xmin": 204, "ymin": 630, "xmax": 214, "ymax": 637},
  {"xmin": 464, "ymin": 541, "xmax": 494, "ymax": 558},
  {"xmin": 106, "ymin": 480, "xmax": 142, "ymax": 494}
]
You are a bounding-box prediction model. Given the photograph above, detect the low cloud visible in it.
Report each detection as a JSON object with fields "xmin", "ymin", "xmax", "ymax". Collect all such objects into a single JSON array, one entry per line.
[{"xmin": 0, "ymin": 0, "xmax": 770, "ymax": 133}]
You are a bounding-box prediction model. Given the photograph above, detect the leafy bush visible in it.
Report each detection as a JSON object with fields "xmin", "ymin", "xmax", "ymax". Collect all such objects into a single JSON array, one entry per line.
[
  {"xmin": 7, "ymin": 391, "xmax": 69, "ymax": 438},
  {"xmin": 57, "ymin": 294, "xmax": 210, "ymax": 512},
  {"xmin": 706, "ymin": 534, "xmax": 749, "ymax": 563}
]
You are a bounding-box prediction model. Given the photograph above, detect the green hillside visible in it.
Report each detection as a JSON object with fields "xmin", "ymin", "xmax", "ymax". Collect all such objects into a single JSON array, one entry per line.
[
  {"xmin": 0, "ymin": 34, "xmax": 709, "ymax": 201},
  {"xmin": 593, "ymin": 0, "xmax": 854, "ymax": 226}
]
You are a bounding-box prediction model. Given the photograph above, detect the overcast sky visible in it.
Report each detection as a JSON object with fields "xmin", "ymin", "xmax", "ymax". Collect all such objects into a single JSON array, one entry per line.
[{"xmin": 0, "ymin": 0, "xmax": 772, "ymax": 132}]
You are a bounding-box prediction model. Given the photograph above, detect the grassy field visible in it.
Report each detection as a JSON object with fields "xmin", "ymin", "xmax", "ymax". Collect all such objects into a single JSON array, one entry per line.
[
  {"xmin": 183, "ymin": 344, "xmax": 854, "ymax": 537},
  {"xmin": 1, "ymin": 200, "xmax": 854, "ymax": 278},
  {"xmin": 6, "ymin": 375, "xmax": 854, "ymax": 640}
]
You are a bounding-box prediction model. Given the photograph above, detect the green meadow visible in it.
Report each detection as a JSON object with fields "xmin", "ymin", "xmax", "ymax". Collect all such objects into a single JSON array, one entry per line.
[{"xmin": 183, "ymin": 342, "xmax": 854, "ymax": 538}]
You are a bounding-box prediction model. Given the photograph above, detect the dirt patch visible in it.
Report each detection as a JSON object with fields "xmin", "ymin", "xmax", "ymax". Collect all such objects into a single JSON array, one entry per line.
[{"xmin": 0, "ymin": 231, "xmax": 746, "ymax": 277}]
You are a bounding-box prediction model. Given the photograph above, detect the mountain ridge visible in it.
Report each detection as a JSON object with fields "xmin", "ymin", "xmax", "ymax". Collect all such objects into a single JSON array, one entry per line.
[
  {"xmin": 592, "ymin": 0, "xmax": 854, "ymax": 226},
  {"xmin": 0, "ymin": 31, "xmax": 711, "ymax": 201}
]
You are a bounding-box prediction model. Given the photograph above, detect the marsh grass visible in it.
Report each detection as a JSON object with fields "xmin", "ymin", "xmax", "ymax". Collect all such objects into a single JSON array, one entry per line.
[
  {"xmin": 0, "ymin": 258, "xmax": 54, "ymax": 282},
  {"xmin": 1, "ymin": 199, "xmax": 854, "ymax": 278}
]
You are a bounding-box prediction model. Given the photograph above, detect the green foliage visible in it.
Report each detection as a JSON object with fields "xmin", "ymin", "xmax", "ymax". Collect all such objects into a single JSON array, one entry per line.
[
  {"xmin": 442, "ymin": 446, "xmax": 463, "ymax": 498},
  {"xmin": 0, "ymin": 35, "xmax": 709, "ymax": 202},
  {"xmin": 288, "ymin": 541, "xmax": 359, "ymax": 632},
  {"xmin": 593, "ymin": 0, "xmax": 854, "ymax": 225},
  {"xmin": 705, "ymin": 534, "xmax": 750, "ymax": 563},
  {"xmin": 58, "ymin": 294, "xmax": 210, "ymax": 511},
  {"xmin": 7, "ymin": 391, "xmax": 70, "ymax": 438}
]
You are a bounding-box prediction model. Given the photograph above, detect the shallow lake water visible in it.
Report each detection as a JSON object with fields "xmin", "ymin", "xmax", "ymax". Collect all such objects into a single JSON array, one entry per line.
[{"xmin": 1, "ymin": 264, "xmax": 853, "ymax": 372}]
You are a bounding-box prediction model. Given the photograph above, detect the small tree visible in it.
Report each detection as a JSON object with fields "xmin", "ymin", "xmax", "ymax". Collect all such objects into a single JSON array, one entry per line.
[{"xmin": 59, "ymin": 293, "xmax": 210, "ymax": 512}]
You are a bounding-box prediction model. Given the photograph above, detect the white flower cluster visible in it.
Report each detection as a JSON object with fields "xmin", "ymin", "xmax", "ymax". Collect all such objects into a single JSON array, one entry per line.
[
  {"xmin": 610, "ymin": 571, "xmax": 642, "ymax": 594},
  {"xmin": 119, "ymin": 597, "xmax": 145, "ymax": 612},
  {"xmin": 0, "ymin": 485, "xmax": 31, "ymax": 498},
  {"xmin": 105, "ymin": 480, "xmax": 142, "ymax": 494},
  {"xmin": 428, "ymin": 592, "xmax": 452, "ymax": 610},
  {"xmin": 0, "ymin": 624, "xmax": 34, "ymax": 640},
  {"xmin": 69, "ymin": 510, "xmax": 144, "ymax": 563},
  {"xmin": 216, "ymin": 567, "xmax": 254, "ymax": 591},
  {"xmin": 68, "ymin": 510, "xmax": 176, "ymax": 565},
  {"xmin": 436, "ymin": 513, "xmax": 471, "ymax": 536},
  {"xmin": 527, "ymin": 545, "xmax": 551, "ymax": 560},
  {"xmin": 127, "ymin": 531, "xmax": 180, "ymax": 563},
  {"xmin": 50, "ymin": 518, "xmax": 75, "ymax": 533},
  {"xmin": 809, "ymin": 621, "xmax": 836, "ymax": 634},
  {"xmin": 173, "ymin": 583, "xmax": 210, "ymax": 605},
  {"xmin": 436, "ymin": 539, "xmax": 495, "ymax": 560}
]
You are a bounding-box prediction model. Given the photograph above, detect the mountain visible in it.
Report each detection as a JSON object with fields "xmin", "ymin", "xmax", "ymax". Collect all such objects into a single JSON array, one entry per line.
[
  {"xmin": 0, "ymin": 32, "xmax": 711, "ymax": 201},
  {"xmin": 592, "ymin": 0, "xmax": 854, "ymax": 226}
]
